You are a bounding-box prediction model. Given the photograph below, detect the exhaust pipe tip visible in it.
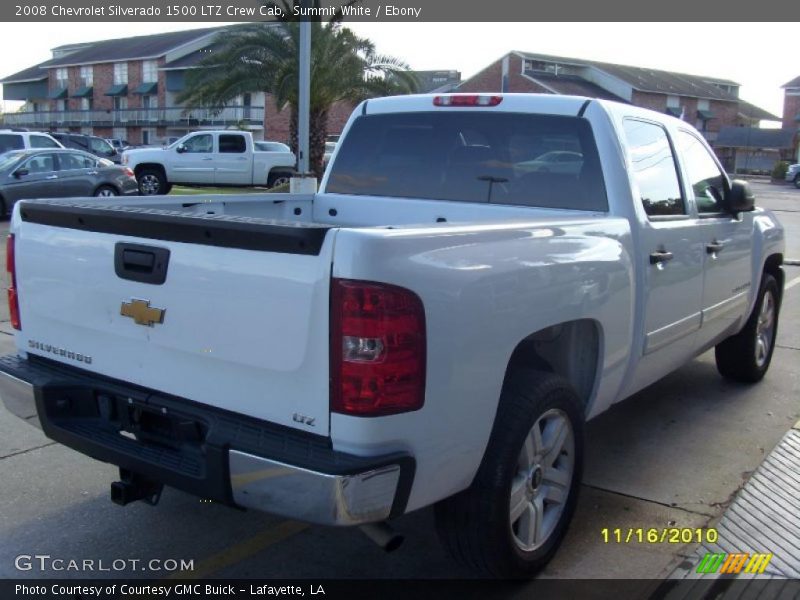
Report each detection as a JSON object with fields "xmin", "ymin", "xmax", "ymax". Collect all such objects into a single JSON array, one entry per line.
[{"xmin": 359, "ymin": 522, "xmax": 404, "ymax": 553}]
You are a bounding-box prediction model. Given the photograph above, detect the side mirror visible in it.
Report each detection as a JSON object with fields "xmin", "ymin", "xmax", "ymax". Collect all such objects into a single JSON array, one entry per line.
[
  {"xmin": 724, "ymin": 179, "xmax": 755, "ymax": 213},
  {"xmin": 13, "ymin": 168, "xmax": 29, "ymax": 179},
  {"xmin": 176, "ymin": 144, "xmax": 187, "ymax": 154}
]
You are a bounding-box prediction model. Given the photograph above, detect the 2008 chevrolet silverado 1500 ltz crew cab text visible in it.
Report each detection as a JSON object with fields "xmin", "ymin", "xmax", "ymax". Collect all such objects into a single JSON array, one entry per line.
[{"xmin": 0, "ymin": 94, "xmax": 785, "ymax": 578}]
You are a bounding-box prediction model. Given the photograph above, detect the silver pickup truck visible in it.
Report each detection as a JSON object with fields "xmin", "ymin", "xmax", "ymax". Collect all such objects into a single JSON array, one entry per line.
[{"xmin": 0, "ymin": 94, "xmax": 785, "ymax": 577}]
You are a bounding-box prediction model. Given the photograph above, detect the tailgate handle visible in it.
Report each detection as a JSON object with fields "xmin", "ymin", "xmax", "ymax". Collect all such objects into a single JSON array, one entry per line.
[{"xmin": 114, "ymin": 243, "xmax": 170, "ymax": 285}]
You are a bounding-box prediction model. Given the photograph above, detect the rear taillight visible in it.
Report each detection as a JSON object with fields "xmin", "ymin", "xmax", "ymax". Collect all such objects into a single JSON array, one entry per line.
[
  {"xmin": 123, "ymin": 167, "xmax": 135, "ymax": 178},
  {"xmin": 331, "ymin": 278, "xmax": 426, "ymax": 416},
  {"xmin": 6, "ymin": 234, "xmax": 20, "ymax": 330},
  {"xmin": 433, "ymin": 95, "xmax": 503, "ymax": 107}
]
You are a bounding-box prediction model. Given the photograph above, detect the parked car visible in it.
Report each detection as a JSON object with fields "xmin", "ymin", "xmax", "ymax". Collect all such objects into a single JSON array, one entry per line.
[
  {"xmin": 0, "ymin": 148, "xmax": 138, "ymax": 215},
  {"xmin": 0, "ymin": 130, "xmax": 63, "ymax": 154},
  {"xmin": 785, "ymin": 162, "xmax": 800, "ymax": 188},
  {"xmin": 49, "ymin": 132, "xmax": 120, "ymax": 163},
  {"xmin": 0, "ymin": 94, "xmax": 784, "ymax": 578},
  {"xmin": 123, "ymin": 130, "xmax": 296, "ymax": 194},
  {"xmin": 516, "ymin": 150, "xmax": 584, "ymax": 174},
  {"xmin": 106, "ymin": 138, "xmax": 129, "ymax": 153}
]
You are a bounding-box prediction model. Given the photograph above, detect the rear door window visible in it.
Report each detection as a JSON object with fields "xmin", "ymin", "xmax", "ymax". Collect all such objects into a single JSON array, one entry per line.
[
  {"xmin": 219, "ymin": 134, "xmax": 247, "ymax": 153},
  {"xmin": 327, "ymin": 111, "xmax": 608, "ymax": 211},
  {"xmin": 30, "ymin": 135, "xmax": 60, "ymax": 149},
  {"xmin": 622, "ymin": 119, "xmax": 685, "ymax": 217},
  {"xmin": 0, "ymin": 134, "xmax": 24, "ymax": 154}
]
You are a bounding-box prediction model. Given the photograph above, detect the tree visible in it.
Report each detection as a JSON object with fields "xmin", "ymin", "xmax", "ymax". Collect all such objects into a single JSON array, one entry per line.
[{"xmin": 178, "ymin": 1, "xmax": 418, "ymax": 178}]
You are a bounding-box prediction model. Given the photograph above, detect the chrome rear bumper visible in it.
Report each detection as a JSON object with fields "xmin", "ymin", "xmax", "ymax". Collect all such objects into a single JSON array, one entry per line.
[{"xmin": 0, "ymin": 354, "xmax": 413, "ymax": 526}]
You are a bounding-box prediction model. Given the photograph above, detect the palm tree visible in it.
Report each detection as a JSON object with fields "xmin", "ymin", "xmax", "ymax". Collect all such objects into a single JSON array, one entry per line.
[{"xmin": 178, "ymin": 1, "xmax": 418, "ymax": 178}]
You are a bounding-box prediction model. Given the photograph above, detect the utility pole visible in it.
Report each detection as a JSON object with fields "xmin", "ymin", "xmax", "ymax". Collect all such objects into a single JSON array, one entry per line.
[{"xmin": 291, "ymin": 1, "xmax": 316, "ymax": 193}]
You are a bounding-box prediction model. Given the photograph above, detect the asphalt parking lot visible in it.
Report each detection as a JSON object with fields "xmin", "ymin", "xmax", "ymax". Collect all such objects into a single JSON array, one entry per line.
[{"xmin": 0, "ymin": 181, "xmax": 798, "ymax": 582}]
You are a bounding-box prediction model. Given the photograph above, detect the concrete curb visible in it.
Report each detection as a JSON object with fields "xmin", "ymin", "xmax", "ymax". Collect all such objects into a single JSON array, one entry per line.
[{"xmin": 786, "ymin": 259, "xmax": 800, "ymax": 266}]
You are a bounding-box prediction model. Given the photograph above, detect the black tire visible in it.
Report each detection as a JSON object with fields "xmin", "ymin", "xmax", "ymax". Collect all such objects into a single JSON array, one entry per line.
[
  {"xmin": 137, "ymin": 168, "xmax": 167, "ymax": 196},
  {"xmin": 794, "ymin": 175, "xmax": 800, "ymax": 190},
  {"xmin": 715, "ymin": 273, "xmax": 780, "ymax": 383},
  {"xmin": 0, "ymin": 197, "xmax": 6, "ymax": 219},
  {"xmin": 93, "ymin": 185, "xmax": 118, "ymax": 197},
  {"xmin": 267, "ymin": 171, "xmax": 293, "ymax": 189},
  {"xmin": 434, "ymin": 370, "xmax": 584, "ymax": 578},
  {"xmin": 162, "ymin": 183, "xmax": 173, "ymax": 195}
]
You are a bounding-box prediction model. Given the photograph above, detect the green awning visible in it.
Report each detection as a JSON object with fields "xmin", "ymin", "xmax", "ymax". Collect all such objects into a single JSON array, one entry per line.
[
  {"xmin": 105, "ymin": 84, "xmax": 128, "ymax": 96},
  {"xmin": 697, "ymin": 109, "xmax": 715, "ymax": 120},
  {"xmin": 665, "ymin": 107, "xmax": 682, "ymax": 117},
  {"xmin": 47, "ymin": 87, "xmax": 68, "ymax": 99},
  {"xmin": 73, "ymin": 86, "xmax": 93, "ymax": 98},
  {"xmin": 132, "ymin": 82, "xmax": 158, "ymax": 95}
]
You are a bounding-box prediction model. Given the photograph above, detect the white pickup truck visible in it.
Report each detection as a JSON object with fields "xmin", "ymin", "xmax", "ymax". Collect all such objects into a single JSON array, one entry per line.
[
  {"xmin": 0, "ymin": 94, "xmax": 785, "ymax": 578},
  {"xmin": 121, "ymin": 130, "xmax": 296, "ymax": 195}
]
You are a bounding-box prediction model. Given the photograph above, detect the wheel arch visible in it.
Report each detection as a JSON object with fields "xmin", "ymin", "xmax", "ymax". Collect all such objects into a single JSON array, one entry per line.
[
  {"xmin": 763, "ymin": 253, "xmax": 784, "ymax": 306},
  {"xmin": 133, "ymin": 163, "xmax": 167, "ymax": 180},
  {"xmin": 502, "ymin": 319, "xmax": 603, "ymax": 417},
  {"xmin": 92, "ymin": 183, "xmax": 119, "ymax": 196}
]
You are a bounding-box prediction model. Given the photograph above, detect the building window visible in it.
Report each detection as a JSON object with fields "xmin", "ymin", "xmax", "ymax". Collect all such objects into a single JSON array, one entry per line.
[
  {"xmin": 666, "ymin": 95, "xmax": 680, "ymax": 108},
  {"xmin": 114, "ymin": 96, "xmax": 128, "ymax": 122},
  {"xmin": 697, "ymin": 99, "xmax": 710, "ymax": 111},
  {"xmin": 142, "ymin": 60, "xmax": 158, "ymax": 83},
  {"xmin": 114, "ymin": 62, "xmax": 128, "ymax": 85},
  {"xmin": 80, "ymin": 65, "xmax": 93, "ymax": 87},
  {"xmin": 80, "ymin": 97, "xmax": 92, "ymax": 112},
  {"xmin": 113, "ymin": 127, "xmax": 127, "ymax": 141},
  {"xmin": 55, "ymin": 67, "xmax": 68, "ymax": 89}
]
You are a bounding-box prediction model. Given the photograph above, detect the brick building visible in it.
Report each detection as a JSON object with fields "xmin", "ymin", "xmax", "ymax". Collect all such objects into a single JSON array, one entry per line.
[
  {"xmin": 1, "ymin": 25, "xmax": 460, "ymax": 147},
  {"xmin": 458, "ymin": 51, "xmax": 779, "ymax": 152},
  {"xmin": 782, "ymin": 75, "xmax": 800, "ymax": 161}
]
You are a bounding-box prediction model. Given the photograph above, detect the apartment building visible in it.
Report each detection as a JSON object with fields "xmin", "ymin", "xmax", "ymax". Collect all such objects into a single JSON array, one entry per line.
[
  {"xmin": 1, "ymin": 27, "xmax": 267, "ymax": 145},
  {"xmin": 458, "ymin": 51, "xmax": 779, "ymax": 149}
]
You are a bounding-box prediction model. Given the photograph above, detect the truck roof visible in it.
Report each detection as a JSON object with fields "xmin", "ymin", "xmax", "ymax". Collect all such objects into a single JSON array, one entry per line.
[{"xmin": 363, "ymin": 93, "xmax": 593, "ymax": 117}]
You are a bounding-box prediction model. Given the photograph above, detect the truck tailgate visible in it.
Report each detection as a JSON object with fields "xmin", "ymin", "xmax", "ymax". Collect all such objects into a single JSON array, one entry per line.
[{"xmin": 13, "ymin": 202, "xmax": 337, "ymax": 436}]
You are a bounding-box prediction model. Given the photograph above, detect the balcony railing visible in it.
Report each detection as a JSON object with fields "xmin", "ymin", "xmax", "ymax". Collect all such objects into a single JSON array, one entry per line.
[{"xmin": 1, "ymin": 106, "xmax": 264, "ymax": 129}]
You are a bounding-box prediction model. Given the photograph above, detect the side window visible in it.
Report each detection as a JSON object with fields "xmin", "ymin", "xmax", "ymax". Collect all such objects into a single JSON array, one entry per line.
[
  {"xmin": 219, "ymin": 134, "xmax": 246, "ymax": 153},
  {"xmin": 676, "ymin": 131, "xmax": 727, "ymax": 214},
  {"xmin": 59, "ymin": 152, "xmax": 95, "ymax": 170},
  {"xmin": 30, "ymin": 135, "xmax": 60, "ymax": 149},
  {"xmin": 182, "ymin": 134, "xmax": 213, "ymax": 153},
  {"xmin": 0, "ymin": 134, "xmax": 24, "ymax": 153},
  {"xmin": 622, "ymin": 119, "xmax": 685, "ymax": 217},
  {"xmin": 23, "ymin": 154, "xmax": 56, "ymax": 174},
  {"xmin": 89, "ymin": 137, "xmax": 113, "ymax": 156}
]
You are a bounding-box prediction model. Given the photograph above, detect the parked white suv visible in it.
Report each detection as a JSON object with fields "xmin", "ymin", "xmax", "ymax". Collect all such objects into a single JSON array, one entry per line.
[{"xmin": 0, "ymin": 130, "xmax": 63, "ymax": 154}]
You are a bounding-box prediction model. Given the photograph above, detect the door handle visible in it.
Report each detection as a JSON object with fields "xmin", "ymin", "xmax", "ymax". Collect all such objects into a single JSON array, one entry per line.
[
  {"xmin": 88, "ymin": 171, "xmax": 98, "ymax": 175},
  {"xmin": 45, "ymin": 174, "xmax": 58, "ymax": 180},
  {"xmin": 201, "ymin": 157, "xmax": 213, "ymax": 161},
  {"xmin": 706, "ymin": 241, "xmax": 725, "ymax": 254},
  {"xmin": 236, "ymin": 157, "xmax": 248, "ymax": 161},
  {"xmin": 649, "ymin": 250, "xmax": 674, "ymax": 265}
]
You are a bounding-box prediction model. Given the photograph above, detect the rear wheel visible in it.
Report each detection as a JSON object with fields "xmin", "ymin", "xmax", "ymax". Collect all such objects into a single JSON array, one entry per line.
[
  {"xmin": 94, "ymin": 185, "xmax": 118, "ymax": 197},
  {"xmin": 138, "ymin": 169, "xmax": 167, "ymax": 195},
  {"xmin": 435, "ymin": 370, "xmax": 584, "ymax": 578},
  {"xmin": 267, "ymin": 171, "xmax": 293, "ymax": 189},
  {"xmin": 715, "ymin": 273, "xmax": 780, "ymax": 383}
]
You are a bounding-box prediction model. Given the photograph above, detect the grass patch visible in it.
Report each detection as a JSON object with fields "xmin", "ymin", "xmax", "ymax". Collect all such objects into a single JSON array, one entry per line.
[{"xmin": 169, "ymin": 186, "xmax": 271, "ymax": 196}]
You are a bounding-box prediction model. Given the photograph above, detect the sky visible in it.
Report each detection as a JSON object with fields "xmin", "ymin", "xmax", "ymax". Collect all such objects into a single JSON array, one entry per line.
[{"xmin": 0, "ymin": 22, "xmax": 797, "ymax": 122}]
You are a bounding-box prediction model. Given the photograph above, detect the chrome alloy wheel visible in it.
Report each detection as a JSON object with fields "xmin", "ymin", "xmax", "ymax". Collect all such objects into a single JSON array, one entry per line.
[
  {"xmin": 95, "ymin": 188, "xmax": 116, "ymax": 197},
  {"xmin": 509, "ymin": 408, "xmax": 575, "ymax": 551},
  {"xmin": 139, "ymin": 174, "xmax": 160, "ymax": 195},
  {"xmin": 755, "ymin": 289, "xmax": 776, "ymax": 368}
]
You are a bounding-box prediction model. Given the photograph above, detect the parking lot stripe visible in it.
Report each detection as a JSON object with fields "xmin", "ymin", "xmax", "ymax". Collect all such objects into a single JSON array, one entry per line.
[
  {"xmin": 166, "ymin": 520, "xmax": 309, "ymax": 580},
  {"xmin": 786, "ymin": 275, "xmax": 800, "ymax": 291}
]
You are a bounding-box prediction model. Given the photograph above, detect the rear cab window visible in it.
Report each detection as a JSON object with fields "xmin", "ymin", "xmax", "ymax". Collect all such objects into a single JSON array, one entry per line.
[
  {"xmin": 220, "ymin": 134, "xmax": 247, "ymax": 153},
  {"xmin": 327, "ymin": 111, "xmax": 608, "ymax": 211}
]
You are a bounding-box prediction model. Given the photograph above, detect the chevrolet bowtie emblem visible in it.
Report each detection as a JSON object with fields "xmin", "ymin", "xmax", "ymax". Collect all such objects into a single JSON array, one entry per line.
[{"xmin": 120, "ymin": 299, "xmax": 166, "ymax": 327}]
